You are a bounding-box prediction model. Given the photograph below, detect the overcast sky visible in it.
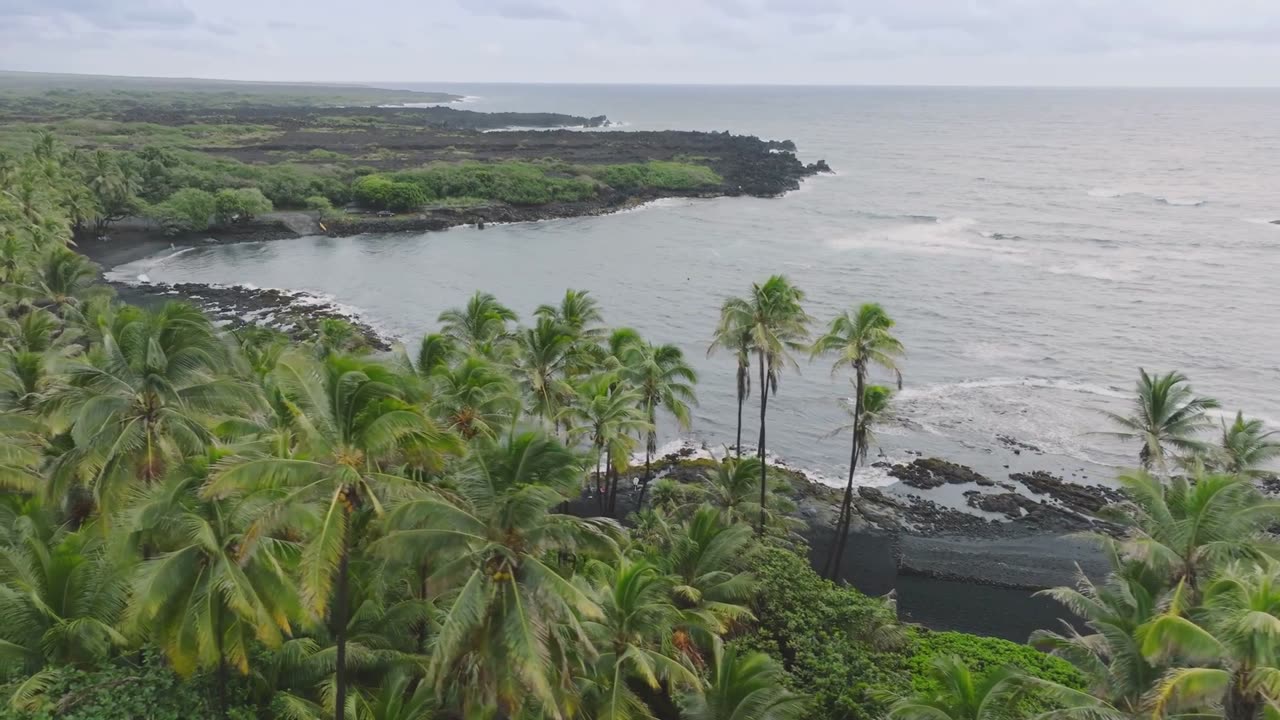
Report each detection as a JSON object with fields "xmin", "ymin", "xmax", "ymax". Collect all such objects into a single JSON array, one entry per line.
[{"xmin": 3, "ymin": 0, "xmax": 1280, "ymax": 86}]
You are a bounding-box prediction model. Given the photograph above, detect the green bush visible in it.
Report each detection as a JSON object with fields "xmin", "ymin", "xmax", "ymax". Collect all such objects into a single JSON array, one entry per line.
[
  {"xmin": 351, "ymin": 175, "xmax": 426, "ymax": 211},
  {"xmin": 388, "ymin": 162, "xmax": 598, "ymax": 206},
  {"xmin": 148, "ymin": 187, "xmax": 214, "ymax": 234},
  {"xmin": 590, "ymin": 161, "xmax": 721, "ymax": 191},
  {"xmin": 213, "ymin": 188, "xmax": 272, "ymax": 225},
  {"xmin": 739, "ymin": 545, "xmax": 1084, "ymax": 720},
  {"xmin": 0, "ymin": 652, "xmax": 256, "ymax": 720}
]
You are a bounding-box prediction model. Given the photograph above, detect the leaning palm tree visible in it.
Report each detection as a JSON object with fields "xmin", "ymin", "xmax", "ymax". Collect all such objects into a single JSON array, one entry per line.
[
  {"xmin": 620, "ymin": 341, "xmax": 697, "ymax": 508},
  {"xmin": 1142, "ymin": 563, "xmax": 1280, "ymax": 720},
  {"xmin": 1213, "ymin": 412, "xmax": 1280, "ymax": 476},
  {"xmin": 715, "ymin": 276, "xmax": 810, "ymax": 535},
  {"xmin": 373, "ymin": 430, "xmax": 619, "ymax": 719},
  {"xmin": 679, "ymin": 641, "xmax": 807, "ymax": 720},
  {"xmin": 821, "ymin": 383, "xmax": 896, "ymax": 579},
  {"xmin": 810, "ymin": 303, "xmax": 903, "ymax": 578},
  {"xmin": 660, "ymin": 506, "xmax": 756, "ymax": 634},
  {"xmin": 698, "ymin": 456, "xmax": 797, "ymax": 534},
  {"xmin": 205, "ymin": 351, "xmax": 455, "ymax": 720},
  {"xmin": 1104, "ymin": 369, "xmax": 1218, "ymax": 472},
  {"xmin": 580, "ymin": 559, "xmax": 700, "ymax": 720},
  {"xmin": 1101, "ymin": 471, "xmax": 1280, "ymax": 593}
]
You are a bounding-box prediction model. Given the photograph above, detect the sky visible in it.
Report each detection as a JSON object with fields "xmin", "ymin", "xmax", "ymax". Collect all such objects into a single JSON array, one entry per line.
[{"xmin": 3, "ymin": 0, "xmax": 1280, "ymax": 86}]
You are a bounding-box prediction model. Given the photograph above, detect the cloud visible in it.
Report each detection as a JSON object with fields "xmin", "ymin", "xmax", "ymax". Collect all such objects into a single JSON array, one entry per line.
[{"xmin": 1, "ymin": 0, "xmax": 1279, "ymax": 85}]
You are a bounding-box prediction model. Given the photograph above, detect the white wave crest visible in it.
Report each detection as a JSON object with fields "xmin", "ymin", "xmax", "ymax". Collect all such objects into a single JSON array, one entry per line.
[{"xmin": 828, "ymin": 217, "xmax": 1029, "ymax": 259}]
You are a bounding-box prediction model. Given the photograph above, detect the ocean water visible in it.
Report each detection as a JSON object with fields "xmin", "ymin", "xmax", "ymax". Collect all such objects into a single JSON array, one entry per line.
[{"xmin": 114, "ymin": 85, "xmax": 1280, "ymax": 490}]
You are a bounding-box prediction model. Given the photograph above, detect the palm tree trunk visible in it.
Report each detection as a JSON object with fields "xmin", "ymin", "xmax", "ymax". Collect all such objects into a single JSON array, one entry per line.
[
  {"xmin": 735, "ymin": 366, "xmax": 745, "ymax": 458},
  {"xmin": 1224, "ymin": 673, "xmax": 1259, "ymax": 720},
  {"xmin": 213, "ymin": 603, "xmax": 228, "ymax": 720},
  {"xmin": 827, "ymin": 369, "xmax": 865, "ymax": 580},
  {"xmin": 333, "ymin": 535, "xmax": 351, "ymax": 720},
  {"xmin": 607, "ymin": 451, "xmax": 619, "ymax": 517},
  {"xmin": 595, "ymin": 448, "xmax": 605, "ymax": 514},
  {"xmin": 757, "ymin": 351, "xmax": 769, "ymax": 536},
  {"xmin": 637, "ymin": 447, "xmax": 653, "ymax": 510}
]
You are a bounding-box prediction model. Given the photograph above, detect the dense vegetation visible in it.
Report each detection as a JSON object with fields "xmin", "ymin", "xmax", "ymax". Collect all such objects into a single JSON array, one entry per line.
[{"xmin": 3, "ymin": 132, "xmax": 1280, "ymax": 720}]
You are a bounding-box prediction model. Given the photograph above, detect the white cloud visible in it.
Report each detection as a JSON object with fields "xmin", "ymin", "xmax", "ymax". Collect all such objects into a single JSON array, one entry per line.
[{"xmin": 1, "ymin": 0, "xmax": 1279, "ymax": 85}]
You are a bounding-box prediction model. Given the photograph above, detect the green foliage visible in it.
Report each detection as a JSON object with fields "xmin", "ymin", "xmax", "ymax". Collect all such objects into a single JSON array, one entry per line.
[
  {"xmin": 386, "ymin": 162, "xmax": 598, "ymax": 206},
  {"xmin": 0, "ymin": 652, "xmax": 248, "ymax": 720},
  {"xmin": 351, "ymin": 175, "xmax": 427, "ymax": 212},
  {"xmin": 303, "ymin": 195, "xmax": 333, "ymax": 216},
  {"xmin": 907, "ymin": 630, "xmax": 1084, "ymax": 694},
  {"xmin": 213, "ymin": 187, "xmax": 273, "ymax": 225},
  {"xmin": 590, "ymin": 161, "xmax": 722, "ymax": 191},
  {"xmin": 148, "ymin": 187, "xmax": 215, "ymax": 234}
]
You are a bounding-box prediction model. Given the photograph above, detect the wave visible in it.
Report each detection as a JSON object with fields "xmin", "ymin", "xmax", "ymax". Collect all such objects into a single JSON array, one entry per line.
[
  {"xmin": 1244, "ymin": 218, "xmax": 1280, "ymax": 227},
  {"xmin": 634, "ymin": 439, "xmax": 896, "ymax": 490},
  {"xmin": 1044, "ymin": 261, "xmax": 1132, "ymax": 283},
  {"xmin": 829, "ymin": 217, "xmax": 1031, "ymax": 259},
  {"xmin": 1087, "ymin": 187, "xmax": 1207, "ymax": 207}
]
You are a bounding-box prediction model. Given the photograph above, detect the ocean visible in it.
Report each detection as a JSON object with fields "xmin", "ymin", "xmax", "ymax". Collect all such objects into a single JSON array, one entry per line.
[{"xmin": 112, "ymin": 84, "xmax": 1280, "ymax": 492}]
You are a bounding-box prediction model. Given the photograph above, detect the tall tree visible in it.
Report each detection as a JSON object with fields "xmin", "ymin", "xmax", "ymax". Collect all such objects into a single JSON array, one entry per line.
[
  {"xmin": 707, "ymin": 324, "xmax": 750, "ymax": 458},
  {"xmin": 715, "ymin": 276, "xmax": 810, "ymax": 535},
  {"xmin": 438, "ymin": 291, "xmax": 517, "ymax": 359},
  {"xmin": 810, "ymin": 303, "xmax": 903, "ymax": 579},
  {"xmin": 1104, "ymin": 369, "xmax": 1218, "ymax": 472},
  {"xmin": 374, "ymin": 430, "xmax": 619, "ymax": 719},
  {"xmin": 620, "ymin": 340, "xmax": 697, "ymax": 509},
  {"xmin": 205, "ymin": 351, "xmax": 454, "ymax": 720},
  {"xmin": 679, "ymin": 642, "xmax": 806, "ymax": 720},
  {"xmin": 565, "ymin": 372, "xmax": 649, "ymax": 517}
]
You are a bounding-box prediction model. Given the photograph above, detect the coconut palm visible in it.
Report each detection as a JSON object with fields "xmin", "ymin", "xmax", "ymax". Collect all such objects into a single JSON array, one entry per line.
[
  {"xmin": 680, "ymin": 642, "xmax": 806, "ymax": 720},
  {"xmin": 620, "ymin": 340, "xmax": 697, "ymax": 509},
  {"xmin": 536, "ymin": 288, "xmax": 605, "ymax": 344},
  {"xmin": 888, "ymin": 655, "xmax": 1025, "ymax": 720},
  {"xmin": 1101, "ymin": 471, "xmax": 1280, "ymax": 593},
  {"xmin": 1104, "ymin": 370, "xmax": 1219, "ymax": 472},
  {"xmin": 0, "ymin": 524, "xmax": 127, "ymax": 678},
  {"xmin": 1142, "ymin": 563, "xmax": 1280, "ymax": 720},
  {"xmin": 1213, "ymin": 412, "xmax": 1280, "ymax": 476},
  {"xmin": 565, "ymin": 372, "xmax": 650, "ymax": 517},
  {"xmin": 429, "ymin": 354, "xmax": 519, "ymax": 440},
  {"xmin": 715, "ymin": 276, "xmax": 810, "ymax": 535},
  {"xmin": 810, "ymin": 303, "xmax": 903, "ymax": 579},
  {"xmin": 822, "ymin": 383, "xmax": 895, "ymax": 578},
  {"xmin": 373, "ymin": 429, "xmax": 619, "ymax": 719},
  {"xmin": 660, "ymin": 506, "xmax": 755, "ymax": 634},
  {"xmin": 205, "ymin": 351, "xmax": 455, "ymax": 720},
  {"xmin": 515, "ymin": 316, "xmax": 575, "ymax": 427},
  {"xmin": 1032, "ymin": 564, "xmax": 1169, "ymax": 715},
  {"xmin": 438, "ymin": 291, "xmax": 517, "ymax": 358},
  {"xmin": 580, "ymin": 559, "xmax": 700, "ymax": 720},
  {"xmin": 707, "ymin": 325, "xmax": 750, "ymax": 458},
  {"xmin": 698, "ymin": 456, "xmax": 797, "ymax": 534},
  {"xmin": 122, "ymin": 470, "xmax": 301, "ymax": 715},
  {"xmin": 57, "ymin": 302, "xmax": 253, "ymax": 513}
]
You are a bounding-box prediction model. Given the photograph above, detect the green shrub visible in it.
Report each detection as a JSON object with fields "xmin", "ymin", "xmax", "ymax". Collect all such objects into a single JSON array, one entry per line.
[
  {"xmin": 213, "ymin": 188, "xmax": 272, "ymax": 225},
  {"xmin": 148, "ymin": 188, "xmax": 214, "ymax": 234},
  {"xmin": 388, "ymin": 162, "xmax": 598, "ymax": 206},
  {"xmin": 590, "ymin": 161, "xmax": 721, "ymax": 191},
  {"xmin": 0, "ymin": 652, "xmax": 256, "ymax": 720}
]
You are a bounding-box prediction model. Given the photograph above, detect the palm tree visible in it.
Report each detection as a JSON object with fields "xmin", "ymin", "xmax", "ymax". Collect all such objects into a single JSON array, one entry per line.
[
  {"xmin": 565, "ymin": 373, "xmax": 650, "ymax": 517},
  {"xmin": 888, "ymin": 655, "xmax": 1024, "ymax": 720},
  {"xmin": 58, "ymin": 302, "xmax": 252, "ymax": 513},
  {"xmin": 1143, "ymin": 563, "xmax": 1280, "ymax": 720},
  {"xmin": 660, "ymin": 506, "xmax": 755, "ymax": 634},
  {"xmin": 0, "ymin": 524, "xmax": 127, "ymax": 678},
  {"xmin": 1101, "ymin": 471, "xmax": 1280, "ymax": 593},
  {"xmin": 515, "ymin": 317, "xmax": 575, "ymax": 427},
  {"xmin": 1104, "ymin": 370, "xmax": 1218, "ymax": 472},
  {"xmin": 822, "ymin": 383, "xmax": 896, "ymax": 579},
  {"xmin": 205, "ymin": 351, "xmax": 455, "ymax": 720},
  {"xmin": 535, "ymin": 288, "xmax": 605, "ymax": 343},
  {"xmin": 679, "ymin": 642, "xmax": 806, "ymax": 720},
  {"xmin": 715, "ymin": 276, "xmax": 810, "ymax": 535},
  {"xmin": 810, "ymin": 303, "xmax": 903, "ymax": 579},
  {"xmin": 1032, "ymin": 564, "xmax": 1168, "ymax": 716},
  {"xmin": 123, "ymin": 471, "xmax": 301, "ymax": 716},
  {"xmin": 438, "ymin": 291, "xmax": 517, "ymax": 358},
  {"xmin": 429, "ymin": 354, "xmax": 519, "ymax": 440},
  {"xmin": 698, "ymin": 456, "xmax": 797, "ymax": 534},
  {"xmin": 620, "ymin": 341, "xmax": 697, "ymax": 509},
  {"xmin": 1214, "ymin": 412, "xmax": 1280, "ymax": 476},
  {"xmin": 707, "ymin": 325, "xmax": 750, "ymax": 458},
  {"xmin": 581, "ymin": 559, "xmax": 700, "ymax": 720},
  {"xmin": 373, "ymin": 430, "xmax": 619, "ymax": 719}
]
